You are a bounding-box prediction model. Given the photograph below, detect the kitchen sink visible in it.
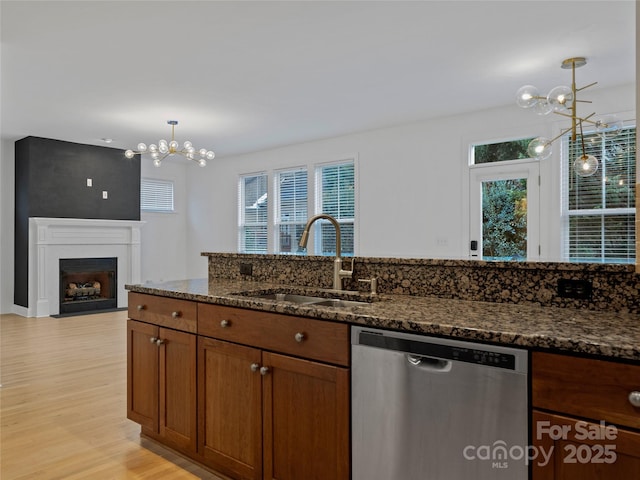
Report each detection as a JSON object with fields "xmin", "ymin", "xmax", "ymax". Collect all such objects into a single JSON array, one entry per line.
[
  {"xmin": 252, "ymin": 293, "xmax": 329, "ymax": 304},
  {"xmin": 236, "ymin": 290, "xmax": 372, "ymax": 308},
  {"xmin": 310, "ymin": 299, "xmax": 369, "ymax": 308}
]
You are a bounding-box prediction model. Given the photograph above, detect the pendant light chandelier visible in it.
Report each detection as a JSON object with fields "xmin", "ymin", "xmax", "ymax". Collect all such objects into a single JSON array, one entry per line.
[
  {"xmin": 125, "ymin": 120, "xmax": 215, "ymax": 168},
  {"xmin": 516, "ymin": 57, "xmax": 622, "ymax": 177}
]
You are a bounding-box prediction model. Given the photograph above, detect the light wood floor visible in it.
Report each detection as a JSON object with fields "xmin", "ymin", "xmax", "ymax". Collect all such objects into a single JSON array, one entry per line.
[{"xmin": 0, "ymin": 311, "xmax": 224, "ymax": 480}]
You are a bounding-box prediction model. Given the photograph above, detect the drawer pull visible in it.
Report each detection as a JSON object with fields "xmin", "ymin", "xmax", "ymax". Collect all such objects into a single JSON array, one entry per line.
[
  {"xmin": 294, "ymin": 332, "xmax": 306, "ymax": 343},
  {"xmin": 171, "ymin": 311, "xmax": 181, "ymax": 318},
  {"xmin": 150, "ymin": 336, "xmax": 158, "ymax": 344},
  {"xmin": 250, "ymin": 363, "xmax": 260, "ymax": 372},
  {"xmin": 137, "ymin": 304, "xmax": 146, "ymax": 311},
  {"xmin": 260, "ymin": 366, "xmax": 270, "ymax": 376},
  {"xmin": 155, "ymin": 338, "xmax": 165, "ymax": 346},
  {"xmin": 220, "ymin": 320, "xmax": 231, "ymax": 328},
  {"xmin": 629, "ymin": 391, "xmax": 640, "ymax": 407}
]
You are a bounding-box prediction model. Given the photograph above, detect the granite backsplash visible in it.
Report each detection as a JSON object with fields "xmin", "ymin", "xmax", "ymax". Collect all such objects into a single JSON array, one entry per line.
[{"xmin": 202, "ymin": 253, "xmax": 640, "ymax": 313}]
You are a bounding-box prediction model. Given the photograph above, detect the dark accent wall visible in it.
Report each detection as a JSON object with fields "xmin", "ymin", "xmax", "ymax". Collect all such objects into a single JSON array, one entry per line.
[{"xmin": 14, "ymin": 136, "xmax": 141, "ymax": 308}]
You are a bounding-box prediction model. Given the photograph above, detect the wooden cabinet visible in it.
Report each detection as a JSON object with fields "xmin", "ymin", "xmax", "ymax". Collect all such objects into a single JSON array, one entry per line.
[
  {"xmin": 198, "ymin": 337, "xmax": 263, "ymax": 480},
  {"xmin": 127, "ymin": 294, "xmax": 197, "ymax": 454},
  {"xmin": 127, "ymin": 293, "xmax": 350, "ymax": 480},
  {"xmin": 197, "ymin": 304, "xmax": 350, "ymax": 480},
  {"xmin": 262, "ymin": 351, "xmax": 349, "ymax": 480},
  {"xmin": 532, "ymin": 351, "xmax": 640, "ymax": 479}
]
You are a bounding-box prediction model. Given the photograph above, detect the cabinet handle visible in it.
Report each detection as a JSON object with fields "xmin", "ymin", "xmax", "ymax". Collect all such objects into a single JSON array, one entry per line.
[
  {"xmin": 137, "ymin": 304, "xmax": 146, "ymax": 311},
  {"xmin": 171, "ymin": 311, "xmax": 181, "ymax": 318},
  {"xmin": 149, "ymin": 336, "xmax": 158, "ymax": 344},
  {"xmin": 220, "ymin": 320, "xmax": 231, "ymax": 328},
  {"xmin": 250, "ymin": 363, "xmax": 260, "ymax": 372},
  {"xmin": 294, "ymin": 332, "xmax": 306, "ymax": 343},
  {"xmin": 629, "ymin": 391, "xmax": 640, "ymax": 407},
  {"xmin": 155, "ymin": 338, "xmax": 165, "ymax": 346},
  {"xmin": 260, "ymin": 366, "xmax": 270, "ymax": 376}
]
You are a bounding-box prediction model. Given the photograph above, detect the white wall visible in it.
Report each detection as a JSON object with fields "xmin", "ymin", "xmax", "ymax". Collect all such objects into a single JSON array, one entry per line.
[
  {"xmin": 185, "ymin": 83, "xmax": 635, "ymax": 279},
  {"xmin": 139, "ymin": 159, "xmax": 189, "ymax": 284},
  {"xmin": 0, "ymin": 138, "xmax": 15, "ymax": 313}
]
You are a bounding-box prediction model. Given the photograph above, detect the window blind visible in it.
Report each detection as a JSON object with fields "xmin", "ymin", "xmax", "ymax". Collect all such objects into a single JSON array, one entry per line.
[
  {"xmin": 275, "ymin": 168, "xmax": 307, "ymax": 254},
  {"xmin": 141, "ymin": 178, "xmax": 174, "ymax": 212},
  {"xmin": 316, "ymin": 162, "xmax": 355, "ymax": 256},
  {"xmin": 563, "ymin": 126, "xmax": 636, "ymax": 263},
  {"xmin": 239, "ymin": 173, "xmax": 268, "ymax": 253}
]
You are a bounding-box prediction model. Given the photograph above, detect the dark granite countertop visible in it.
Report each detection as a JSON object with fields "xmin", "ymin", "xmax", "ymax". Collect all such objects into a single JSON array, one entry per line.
[{"xmin": 126, "ymin": 278, "xmax": 640, "ymax": 362}]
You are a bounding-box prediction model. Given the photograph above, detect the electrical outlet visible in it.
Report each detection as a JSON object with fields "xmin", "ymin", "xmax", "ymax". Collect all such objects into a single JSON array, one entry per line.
[
  {"xmin": 240, "ymin": 263, "xmax": 253, "ymax": 276},
  {"xmin": 102, "ymin": 191, "xmax": 108, "ymax": 199},
  {"xmin": 86, "ymin": 178, "xmax": 92, "ymax": 187},
  {"xmin": 557, "ymin": 278, "xmax": 592, "ymax": 300}
]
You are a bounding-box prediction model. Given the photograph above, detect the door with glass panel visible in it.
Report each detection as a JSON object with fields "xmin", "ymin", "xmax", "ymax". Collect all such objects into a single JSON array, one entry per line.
[{"xmin": 470, "ymin": 162, "xmax": 540, "ymax": 261}]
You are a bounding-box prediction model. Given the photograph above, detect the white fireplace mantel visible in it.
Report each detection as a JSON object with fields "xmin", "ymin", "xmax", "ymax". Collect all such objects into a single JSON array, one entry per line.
[{"xmin": 24, "ymin": 217, "xmax": 144, "ymax": 317}]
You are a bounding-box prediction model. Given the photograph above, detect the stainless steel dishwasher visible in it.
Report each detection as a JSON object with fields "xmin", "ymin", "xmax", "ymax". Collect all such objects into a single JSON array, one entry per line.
[{"xmin": 352, "ymin": 326, "xmax": 529, "ymax": 480}]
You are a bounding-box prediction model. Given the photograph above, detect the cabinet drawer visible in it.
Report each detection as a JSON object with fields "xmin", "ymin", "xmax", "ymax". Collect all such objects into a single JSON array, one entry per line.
[
  {"xmin": 198, "ymin": 304, "xmax": 349, "ymax": 366},
  {"xmin": 128, "ymin": 292, "xmax": 197, "ymax": 333},
  {"xmin": 532, "ymin": 351, "xmax": 640, "ymax": 430}
]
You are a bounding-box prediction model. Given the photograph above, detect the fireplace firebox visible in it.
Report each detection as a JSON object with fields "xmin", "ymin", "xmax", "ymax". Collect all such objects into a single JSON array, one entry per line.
[{"xmin": 59, "ymin": 257, "xmax": 117, "ymax": 315}]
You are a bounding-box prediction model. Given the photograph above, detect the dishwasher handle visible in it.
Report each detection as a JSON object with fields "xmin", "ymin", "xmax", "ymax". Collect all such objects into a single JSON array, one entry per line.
[{"xmin": 406, "ymin": 354, "xmax": 452, "ymax": 372}]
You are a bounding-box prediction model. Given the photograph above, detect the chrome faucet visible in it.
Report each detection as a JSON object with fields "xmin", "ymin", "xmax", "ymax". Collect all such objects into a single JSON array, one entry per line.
[{"xmin": 298, "ymin": 213, "xmax": 354, "ymax": 290}]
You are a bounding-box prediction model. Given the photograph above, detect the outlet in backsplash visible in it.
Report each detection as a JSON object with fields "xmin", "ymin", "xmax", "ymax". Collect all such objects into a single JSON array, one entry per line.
[{"xmin": 202, "ymin": 253, "xmax": 640, "ymax": 313}]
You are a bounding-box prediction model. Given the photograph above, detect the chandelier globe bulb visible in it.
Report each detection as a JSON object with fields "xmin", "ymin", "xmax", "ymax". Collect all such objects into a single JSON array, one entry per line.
[
  {"xmin": 516, "ymin": 85, "xmax": 540, "ymax": 108},
  {"xmin": 573, "ymin": 155, "xmax": 599, "ymax": 177},
  {"xmin": 527, "ymin": 137, "xmax": 553, "ymax": 160},
  {"xmin": 595, "ymin": 115, "xmax": 623, "ymax": 139},
  {"xmin": 547, "ymin": 85, "xmax": 573, "ymax": 112}
]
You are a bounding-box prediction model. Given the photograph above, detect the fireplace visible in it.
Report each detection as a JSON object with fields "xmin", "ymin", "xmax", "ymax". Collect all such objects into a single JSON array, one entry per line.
[
  {"xmin": 59, "ymin": 257, "xmax": 117, "ymax": 315},
  {"xmin": 23, "ymin": 217, "xmax": 142, "ymax": 317}
]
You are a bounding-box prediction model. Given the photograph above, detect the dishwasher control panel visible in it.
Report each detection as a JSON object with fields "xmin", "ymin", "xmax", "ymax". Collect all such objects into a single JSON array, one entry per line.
[
  {"xmin": 358, "ymin": 330, "xmax": 517, "ymax": 370},
  {"xmin": 451, "ymin": 347, "xmax": 515, "ymax": 370}
]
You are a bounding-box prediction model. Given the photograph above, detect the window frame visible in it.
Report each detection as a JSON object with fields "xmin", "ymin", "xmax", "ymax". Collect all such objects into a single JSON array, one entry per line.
[
  {"xmin": 274, "ymin": 166, "xmax": 308, "ymax": 254},
  {"xmin": 312, "ymin": 160, "xmax": 356, "ymax": 257},
  {"xmin": 561, "ymin": 122, "xmax": 636, "ymax": 264},
  {"xmin": 140, "ymin": 177, "xmax": 175, "ymax": 213},
  {"xmin": 238, "ymin": 172, "xmax": 269, "ymax": 254},
  {"xmin": 237, "ymin": 157, "xmax": 357, "ymax": 255}
]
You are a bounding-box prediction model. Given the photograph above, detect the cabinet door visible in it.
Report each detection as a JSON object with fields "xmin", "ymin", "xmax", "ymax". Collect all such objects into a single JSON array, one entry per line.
[
  {"xmin": 533, "ymin": 410, "xmax": 640, "ymax": 480},
  {"xmin": 127, "ymin": 319, "xmax": 159, "ymax": 431},
  {"xmin": 159, "ymin": 327, "xmax": 197, "ymax": 452},
  {"xmin": 262, "ymin": 352, "xmax": 350, "ymax": 480},
  {"xmin": 198, "ymin": 337, "xmax": 263, "ymax": 480}
]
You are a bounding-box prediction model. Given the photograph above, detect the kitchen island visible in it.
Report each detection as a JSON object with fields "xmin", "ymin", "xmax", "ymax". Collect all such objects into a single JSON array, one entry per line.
[{"xmin": 125, "ymin": 277, "xmax": 640, "ymax": 480}]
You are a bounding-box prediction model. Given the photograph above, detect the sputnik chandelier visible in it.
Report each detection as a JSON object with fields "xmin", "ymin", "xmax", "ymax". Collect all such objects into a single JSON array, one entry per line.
[
  {"xmin": 516, "ymin": 57, "xmax": 622, "ymax": 177},
  {"xmin": 125, "ymin": 120, "xmax": 214, "ymax": 168}
]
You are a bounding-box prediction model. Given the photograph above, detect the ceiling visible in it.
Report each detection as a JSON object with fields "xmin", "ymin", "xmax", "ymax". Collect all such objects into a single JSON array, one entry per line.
[{"xmin": 0, "ymin": 1, "xmax": 635, "ymax": 159}]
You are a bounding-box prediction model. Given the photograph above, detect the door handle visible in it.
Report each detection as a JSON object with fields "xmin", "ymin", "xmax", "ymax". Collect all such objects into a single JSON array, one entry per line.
[{"xmin": 406, "ymin": 354, "xmax": 452, "ymax": 372}]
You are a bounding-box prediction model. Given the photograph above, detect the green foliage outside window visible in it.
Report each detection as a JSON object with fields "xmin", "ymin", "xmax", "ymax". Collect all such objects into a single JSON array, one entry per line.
[
  {"xmin": 482, "ymin": 179, "xmax": 527, "ymax": 260},
  {"xmin": 474, "ymin": 138, "xmax": 534, "ymax": 164}
]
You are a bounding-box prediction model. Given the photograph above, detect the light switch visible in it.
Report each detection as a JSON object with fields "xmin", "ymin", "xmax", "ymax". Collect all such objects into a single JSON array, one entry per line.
[
  {"xmin": 102, "ymin": 191, "xmax": 108, "ymax": 199},
  {"xmin": 86, "ymin": 178, "xmax": 92, "ymax": 187}
]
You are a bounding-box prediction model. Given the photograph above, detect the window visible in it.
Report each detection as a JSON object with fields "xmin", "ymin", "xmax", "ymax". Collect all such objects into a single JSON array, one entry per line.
[
  {"xmin": 141, "ymin": 178, "xmax": 174, "ymax": 212},
  {"xmin": 563, "ymin": 125, "xmax": 636, "ymax": 263},
  {"xmin": 472, "ymin": 138, "xmax": 535, "ymax": 164},
  {"xmin": 314, "ymin": 162, "xmax": 355, "ymax": 256},
  {"xmin": 239, "ymin": 173, "xmax": 268, "ymax": 254},
  {"xmin": 275, "ymin": 168, "xmax": 307, "ymax": 254},
  {"xmin": 237, "ymin": 159, "xmax": 356, "ymax": 255}
]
